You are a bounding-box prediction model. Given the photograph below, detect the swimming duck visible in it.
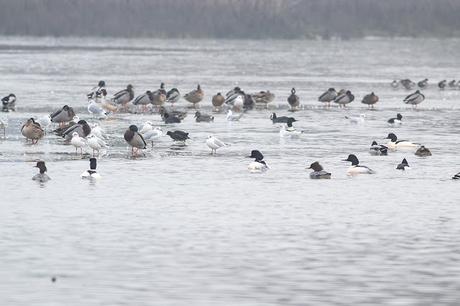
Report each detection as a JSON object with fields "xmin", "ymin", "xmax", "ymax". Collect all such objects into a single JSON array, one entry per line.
[
  {"xmin": 334, "ymin": 90, "xmax": 354, "ymax": 107},
  {"xmin": 387, "ymin": 113, "xmax": 403, "ymax": 126},
  {"xmin": 112, "ymin": 84, "xmax": 135, "ymax": 108},
  {"xmin": 166, "ymin": 88, "xmax": 181, "ymax": 105},
  {"xmin": 280, "ymin": 119, "xmax": 301, "ymax": 137},
  {"xmin": 396, "ymin": 158, "xmax": 410, "ymax": 170},
  {"xmin": 1, "ymin": 93, "xmax": 16, "ymax": 112},
  {"xmin": 62, "ymin": 120, "xmax": 91, "ymax": 141},
  {"xmin": 414, "ymin": 146, "xmax": 432, "ymax": 157},
  {"xmin": 369, "ymin": 141, "xmax": 388, "ymax": 156},
  {"xmin": 247, "ymin": 150, "xmax": 269, "ymax": 173},
  {"xmin": 81, "ymin": 158, "xmax": 101, "ymax": 179},
  {"xmin": 70, "ymin": 132, "xmax": 86, "ymax": 155},
  {"xmin": 184, "ymin": 84, "xmax": 204, "ymax": 107},
  {"xmin": 452, "ymin": 172, "xmax": 460, "ymax": 180},
  {"xmin": 226, "ymin": 109, "xmax": 243, "ymax": 121},
  {"xmin": 124, "ymin": 125, "xmax": 147, "ymax": 156},
  {"xmin": 418, "ymin": 79, "xmax": 428, "ymax": 89},
  {"xmin": 87, "ymin": 134, "xmax": 107, "ymax": 157},
  {"xmin": 287, "ymin": 88, "xmax": 300, "ymax": 110},
  {"xmin": 438, "ymin": 80, "xmax": 447, "ymax": 89},
  {"xmin": 308, "ymin": 161, "xmax": 331, "ymax": 179},
  {"xmin": 32, "ymin": 161, "xmax": 51, "ymax": 182},
  {"xmin": 343, "ymin": 154, "xmax": 375, "ymax": 175},
  {"xmin": 206, "ymin": 135, "xmax": 227, "ymax": 154},
  {"xmin": 361, "ymin": 92, "xmax": 379, "ymax": 108},
  {"xmin": 166, "ymin": 130, "xmax": 190, "ymax": 143},
  {"xmin": 404, "ymin": 90, "xmax": 425, "ymax": 107},
  {"xmin": 400, "ymin": 79, "xmax": 416, "ymax": 90},
  {"xmin": 345, "ymin": 114, "xmax": 365, "ymax": 124},
  {"xmin": 391, "ymin": 80, "xmax": 399, "ymax": 89},
  {"xmin": 318, "ymin": 88, "xmax": 337, "ymax": 107},
  {"xmin": 163, "ymin": 112, "xmax": 182, "ymax": 124},
  {"xmin": 195, "ymin": 111, "xmax": 214, "ymax": 123},
  {"xmin": 50, "ymin": 105, "xmax": 76, "ymax": 127},
  {"xmin": 385, "ymin": 133, "xmax": 420, "ymax": 150},
  {"xmin": 143, "ymin": 126, "xmax": 163, "ymax": 147},
  {"xmin": 252, "ymin": 90, "xmax": 275, "ymax": 107},
  {"xmin": 21, "ymin": 118, "xmax": 44, "ymax": 144},
  {"xmin": 270, "ymin": 113, "xmax": 297, "ymax": 124},
  {"xmin": 212, "ymin": 93, "xmax": 225, "ymax": 111}
]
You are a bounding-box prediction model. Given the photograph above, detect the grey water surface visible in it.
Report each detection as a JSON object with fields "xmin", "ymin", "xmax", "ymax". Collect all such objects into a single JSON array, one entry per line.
[{"xmin": 1, "ymin": 37, "xmax": 460, "ymax": 305}]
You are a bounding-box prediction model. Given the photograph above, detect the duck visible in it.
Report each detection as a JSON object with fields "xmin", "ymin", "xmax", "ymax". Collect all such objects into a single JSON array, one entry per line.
[
  {"xmin": 195, "ymin": 111, "xmax": 214, "ymax": 123},
  {"xmin": 124, "ymin": 125, "xmax": 147, "ymax": 156},
  {"xmin": 112, "ymin": 84, "xmax": 134, "ymax": 108},
  {"xmin": 1, "ymin": 93, "xmax": 16, "ymax": 112},
  {"xmin": 225, "ymin": 87, "xmax": 245, "ymax": 111},
  {"xmin": 87, "ymin": 134, "xmax": 107, "ymax": 157},
  {"xmin": 81, "ymin": 158, "xmax": 101, "ymax": 179},
  {"xmin": 166, "ymin": 130, "xmax": 190, "ymax": 143},
  {"xmin": 361, "ymin": 92, "xmax": 379, "ymax": 108},
  {"xmin": 70, "ymin": 132, "xmax": 86, "ymax": 155},
  {"xmin": 452, "ymin": 172, "xmax": 460, "ymax": 180},
  {"xmin": 206, "ymin": 135, "xmax": 227, "ymax": 154},
  {"xmin": 184, "ymin": 84, "xmax": 204, "ymax": 107},
  {"xmin": 251, "ymin": 90, "xmax": 275, "ymax": 107},
  {"xmin": 438, "ymin": 80, "xmax": 447, "ymax": 89},
  {"xmin": 247, "ymin": 150, "xmax": 269, "ymax": 173},
  {"xmin": 404, "ymin": 90, "xmax": 425, "ymax": 107},
  {"xmin": 166, "ymin": 88, "xmax": 181, "ymax": 105},
  {"xmin": 369, "ymin": 141, "xmax": 388, "ymax": 156},
  {"xmin": 400, "ymin": 79, "xmax": 416, "ymax": 90},
  {"xmin": 226, "ymin": 109, "xmax": 243, "ymax": 121},
  {"xmin": 396, "ymin": 158, "xmax": 410, "ymax": 170},
  {"xmin": 415, "ymin": 146, "xmax": 432, "ymax": 157},
  {"xmin": 280, "ymin": 119, "xmax": 301, "ymax": 137},
  {"xmin": 385, "ymin": 133, "xmax": 420, "ymax": 150},
  {"xmin": 270, "ymin": 113, "xmax": 297, "ymax": 124},
  {"xmin": 212, "ymin": 93, "xmax": 225, "ymax": 111},
  {"xmin": 345, "ymin": 114, "xmax": 365, "ymax": 124},
  {"xmin": 318, "ymin": 88, "xmax": 337, "ymax": 106},
  {"xmin": 87, "ymin": 80, "xmax": 106, "ymax": 100},
  {"xmin": 418, "ymin": 78, "xmax": 428, "ymax": 89},
  {"xmin": 32, "ymin": 161, "xmax": 51, "ymax": 182},
  {"xmin": 50, "ymin": 105, "xmax": 76, "ymax": 127},
  {"xmin": 133, "ymin": 91, "xmax": 154, "ymax": 111},
  {"xmin": 151, "ymin": 82, "xmax": 167, "ymax": 107},
  {"xmin": 243, "ymin": 93, "xmax": 255, "ymax": 110},
  {"xmin": 163, "ymin": 112, "xmax": 182, "ymax": 124},
  {"xmin": 334, "ymin": 90, "xmax": 354, "ymax": 107},
  {"xmin": 62, "ymin": 119, "xmax": 91, "ymax": 141},
  {"xmin": 391, "ymin": 80, "xmax": 399, "ymax": 89},
  {"xmin": 143, "ymin": 126, "xmax": 163, "ymax": 147},
  {"xmin": 53, "ymin": 116, "xmax": 79, "ymax": 136},
  {"xmin": 343, "ymin": 154, "xmax": 375, "ymax": 175},
  {"xmin": 159, "ymin": 106, "xmax": 187, "ymax": 121},
  {"xmin": 387, "ymin": 113, "xmax": 403, "ymax": 126},
  {"xmin": 287, "ymin": 88, "xmax": 300, "ymax": 110},
  {"xmin": 21, "ymin": 118, "xmax": 44, "ymax": 144},
  {"xmin": 307, "ymin": 161, "xmax": 331, "ymax": 179},
  {"xmin": 448, "ymin": 80, "xmax": 457, "ymax": 88}
]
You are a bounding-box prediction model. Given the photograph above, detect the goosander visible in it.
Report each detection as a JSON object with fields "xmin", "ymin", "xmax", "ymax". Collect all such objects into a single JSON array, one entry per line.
[
  {"xmin": 343, "ymin": 154, "xmax": 375, "ymax": 175},
  {"xmin": 308, "ymin": 162, "xmax": 331, "ymax": 179},
  {"xmin": 81, "ymin": 158, "xmax": 101, "ymax": 179},
  {"xmin": 32, "ymin": 161, "xmax": 50, "ymax": 182},
  {"xmin": 387, "ymin": 113, "xmax": 402, "ymax": 126},
  {"xmin": 385, "ymin": 133, "xmax": 420, "ymax": 150},
  {"xmin": 396, "ymin": 158, "xmax": 410, "ymax": 170},
  {"xmin": 247, "ymin": 150, "xmax": 269, "ymax": 173},
  {"xmin": 280, "ymin": 119, "xmax": 301, "ymax": 137},
  {"xmin": 369, "ymin": 141, "xmax": 388, "ymax": 156},
  {"xmin": 415, "ymin": 146, "xmax": 432, "ymax": 157}
]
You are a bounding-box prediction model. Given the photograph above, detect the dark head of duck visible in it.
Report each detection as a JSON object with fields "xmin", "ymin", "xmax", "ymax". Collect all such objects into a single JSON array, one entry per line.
[
  {"xmin": 129, "ymin": 125, "xmax": 139, "ymax": 132},
  {"xmin": 308, "ymin": 161, "xmax": 323, "ymax": 172},
  {"xmin": 248, "ymin": 150, "xmax": 264, "ymax": 162},
  {"xmin": 98, "ymin": 80, "xmax": 106, "ymax": 87},
  {"xmin": 35, "ymin": 161, "xmax": 47, "ymax": 173},
  {"xmin": 386, "ymin": 133, "xmax": 397, "ymax": 142},
  {"xmin": 343, "ymin": 154, "xmax": 359, "ymax": 166}
]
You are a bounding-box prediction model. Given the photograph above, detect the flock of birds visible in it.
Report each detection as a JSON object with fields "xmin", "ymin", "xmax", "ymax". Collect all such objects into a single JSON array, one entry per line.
[{"xmin": 1, "ymin": 78, "xmax": 460, "ymax": 182}]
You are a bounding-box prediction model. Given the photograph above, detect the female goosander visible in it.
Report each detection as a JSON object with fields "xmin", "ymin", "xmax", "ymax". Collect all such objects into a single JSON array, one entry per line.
[
  {"xmin": 226, "ymin": 109, "xmax": 243, "ymax": 121},
  {"xmin": 70, "ymin": 132, "xmax": 86, "ymax": 155},
  {"xmin": 415, "ymin": 146, "xmax": 432, "ymax": 157},
  {"xmin": 21, "ymin": 118, "xmax": 44, "ymax": 144},
  {"xmin": 247, "ymin": 150, "xmax": 269, "ymax": 173},
  {"xmin": 404, "ymin": 90, "xmax": 425, "ymax": 107},
  {"xmin": 124, "ymin": 125, "xmax": 147, "ymax": 156},
  {"xmin": 81, "ymin": 158, "xmax": 101, "ymax": 179},
  {"xmin": 387, "ymin": 113, "xmax": 403, "ymax": 126},
  {"xmin": 385, "ymin": 133, "xmax": 419, "ymax": 150},
  {"xmin": 361, "ymin": 92, "xmax": 379, "ymax": 108},
  {"xmin": 87, "ymin": 134, "xmax": 107, "ymax": 157},
  {"xmin": 308, "ymin": 162, "xmax": 331, "ymax": 179},
  {"xmin": 369, "ymin": 141, "xmax": 388, "ymax": 156},
  {"xmin": 1, "ymin": 93, "xmax": 16, "ymax": 112},
  {"xmin": 206, "ymin": 135, "xmax": 227, "ymax": 154},
  {"xmin": 280, "ymin": 119, "xmax": 301, "ymax": 137},
  {"xmin": 32, "ymin": 161, "xmax": 51, "ymax": 182},
  {"xmin": 345, "ymin": 114, "xmax": 365, "ymax": 124},
  {"xmin": 343, "ymin": 154, "xmax": 375, "ymax": 175},
  {"xmin": 396, "ymin": 158, "xmax": 410, "ymax": 170},
  {"xmin": 287, "ymin": 88, "xmax": 300, "ymax": 111}
]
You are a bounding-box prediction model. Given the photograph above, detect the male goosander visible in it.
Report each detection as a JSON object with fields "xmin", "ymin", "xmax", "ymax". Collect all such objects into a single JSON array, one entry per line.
[
  {"xmin": 308, "ymin": 161, "xmax": 331, "ymax": 179},
  {"xmin": 124, "ymin": 125, "xmax": 146, "ymax": 156},
  {"xmin": 32, "ymin": 161, "xmax": 50, "ymax": 182},
  {"xmin": 396, "ymin": 158, "xmax": 410, "ymax": 170},
  {"xmin": 369, "ymin": 141, "xmax": 388, "ymax": 156},
  {"xmin": 247, "ymin": 150, "xmax": 269, "ymax": 173},
  {"xmin": 287, "ymin": 88, "xmax": 300, "ymax": 110},
  {"xmin": 343, "ymin": 154, "xmax": 375, "ymax": 175},
  {"xmin": 415, "ymin": 146, "xmax": 432, "ymax": 157},
  {"xmin": 206, "ymin": 135, "xmax": 227, "ymax": 154},
  {"xmin": 385, "ymin": 133, "xmax": 419, "ymax": 150},
  {"xmin": 81, "ymin": 158, "xmax": 101, "ymax": 179},
  {"xmin": 387, "ymin": 113, "xmax": 403, "ymax": 126}
]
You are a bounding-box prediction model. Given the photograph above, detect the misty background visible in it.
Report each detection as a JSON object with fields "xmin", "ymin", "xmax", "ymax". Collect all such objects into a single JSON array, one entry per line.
[{"xmin": 0, "ymin": 0, "xmax": 459, "ymax": 39}]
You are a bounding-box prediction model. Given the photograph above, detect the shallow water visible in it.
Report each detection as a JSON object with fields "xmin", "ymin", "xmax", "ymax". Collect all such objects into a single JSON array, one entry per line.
[{"xmin": 1, "ymin": 37, "xmax": 460, "ymax": 305}]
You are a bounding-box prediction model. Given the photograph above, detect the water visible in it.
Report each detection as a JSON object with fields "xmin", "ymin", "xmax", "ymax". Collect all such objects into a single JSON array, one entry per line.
[{"xmin": 1, "ymin": 36, "xmax": 460, "ymax": 305}]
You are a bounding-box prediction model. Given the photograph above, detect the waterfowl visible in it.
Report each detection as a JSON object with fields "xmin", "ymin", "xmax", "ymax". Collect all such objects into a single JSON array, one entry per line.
[
  {"xmin": 32, "ymin": 161, "xmax": 50, "ymax": 182},
  {"xmin": 21, "ymin": 118, "xmax": 44, "ymax": 144},
  {"xmin": 195, "ymin": 111, "xmax": 214, "ymax": 122},
  {"xmin": 318, "ymin": 88, "xmax": 337, "ymax": 106},
  {"xmin": 212, "ymin": 93, "xmax": 225, "ymax": 111},
  {"xmin": 345, "ymin": 114, "xmax": 365, "ymax": 124},
  {"xmin": 159, "ymin": 106, "xmax": 187, "ymax": 121},
  {"xmin": 166, "ymin": 88, "xmax": 181, "ymax": 105},
  {"xmin": 87, "ymin": 80, "xmax": 106, "ymax": 100},
  {"xmin": 124, "ymin": 125, "xmax": 147, "ymax": 156},
  {"xmin": 387, "ymin": 113, "xmax": 403, "ymax": 126},
  {"xmin": 343, "ymin": 154, "xmax": 375, "ymax": 175},
  {"xmin": 166, "ymin": 130, "xmax": 190, "ymax": 143},
  {"xmin": 226, "ymin": 109, "xmax": 243, "ymax": 121},
  {"xmin": 308, "ymin": 162, "xmax": 331, "ymax": 179},
  {"xmin": 334, "ymin": 90, "xmax": 354, "ymax": 107},
  {"xmin": 385, "ymin": 133, "xmax": 420, "ymax": 150},
  {"xmin": 418, "ymin": 79, "xmax": 428, "ymax": 89},
  {"xmin": 404, "ymin": 90, "xmax": 425, "ymax": 107},
  {"xmin": 270, "ymin": 113, "xmax": 296, "ymax": 124},
  {"xmin": 81, "ymin": 158, "xmax": 101, "ymax": 179},
  {"xmin": 252, "ymin": 91, "xmax": 275, "ymax": 107},
  {"xmin": 53, "ymin": 116, "xmax": 79, "ymax": 136},
  {"xmin": 50, "ymin": 105, "xmax": 76, "ymax": 127},
  {"xmin": 112, "ymin": 84, "xmax": 134, "ymax": 108},
  {"xmin": 243, "ymin": 93, "xmax": 255, "ymax": 110},
  {"xmin": 247, "ymin": 150, "xmax": 269, "ymax": 173},
  {"xmin": 438, "ymin": 80, "xmax": 447, "ymax": 89},
  {"xmin": 184, "ymin": 84, "xmax": 204, "ymax": 107},
  {"xmin": 1, "ymin": 93, "xmax": 16, "ymax": 112},
  {"xmin": 448, "ymin": 80, "xmax": 457, "ymax": 88},
  {"xmin": 400, "ymin": 79, "xmax": 416, "ymax": 90},
  {"xmin": 396, "ymin": 158, "xmax": 410, "ymax": 170},
  {"xmin": 143, "ymin": 127, "xmax": 163, "ymax": 147},
  {"xmin": 99, "ymin": 89, "xmax": 118, "ymax": 113},
  {"xmin": 369, "ymin": 141, "xmax": 388, "ymax": 156},
  {"xmin": 87, "ymin": 134, "xmax": 107, "ymax": 157},
  {"xmin": 163, "ymin": 112, "xmax": 182, "ymax": 124},
  {"xmin": 225, "ymin": 87, "xmax": 245, "ymax": 110},
  {"xmin": 151, "ymin": 83, "xmax": 167, "ymax": 107},
  {"xmin": 206, "ymin": 135, "xmax": 227, "ymax": 154},
  {"xmin": 62, "ymin": 120, "xmax": 91, "ymax": 141},
  {"xmin": 452, "ymin": 172, "xmax": 460, "ymax": 180},
  {"xmin": 391, "ymin": 80, "xmax": 399, "ymax": 89},
  {"xmin": 280, "ymin": 119, "xmax": 301, "ymax": 137},
  {"xmin": 287, "ymin": 88, "xmax": 300, "ymax": 110},
  {"xmin": 70, "ymin": 132, "xmax": 86, "ymax": 155},
  {"xmin": 133, "ymin": 91, "xmax": 154, "ymax": 110},
  {"xmin": 361, "ymin": 92, "xmax": 379, "ymax": 108},
  {"xmin": 415, "ymin": 146, "xmax": 432, "ymax": 157}
]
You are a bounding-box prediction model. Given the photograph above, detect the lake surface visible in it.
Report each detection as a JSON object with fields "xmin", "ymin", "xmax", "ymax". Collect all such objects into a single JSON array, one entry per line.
[{"xmin": 1, "ymin": 37, "xmax": 460, "ymax": 305}]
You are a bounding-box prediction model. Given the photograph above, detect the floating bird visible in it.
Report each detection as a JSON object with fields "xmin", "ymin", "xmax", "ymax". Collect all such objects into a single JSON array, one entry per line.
[
  {"xmin": 252, "ymin": 90, "xmax": 275, "ymax": 108},
  {"xmin": 308, "ymin": 161, "xmax": 331, "ymax": 179},
  {"xmin": 334, "ymin": 90, "xmax": 354, "ymax": 107},
  {"xmin": 81, "ymin": 158, "xmax": 101, "ymax": 179},
  {"xmin": 385, "ymin": 133, "xmax": 420, "ymax": 150},
  {"xmin": 32, "ymin": 161, "xmax": 50, "ymax": 182},
  {"xmin": 404, "ymin": 90, "xmax": 425, "ymax": 107},
  {"xmin": 415, "ymin": 145, "xmax": 432, "ymax": 157},
  {"xmin": 87, "ymin": 134, "xmax": 107, "ymax": 156},
  {"xmin": 418, "ymin": 78, "xmax": 428, "ymax": 89},
  {"xmin": 438, "ymin": 80, "xmax": 447, "ymax": 89},
  {"xmin": 287, "ymin": 88, "xmax": 300, "ymax": 110},
  {"xmin": 318, "ymin": 88, "xmax": 337, "ymax": 106},
  {"xmin": 369, "ymin": 141, "xmax": 388, "ymax": 156},
  {"xmin": 166, "ymin": 88, "xmax": 181, "ymax": 105},
  {"xmin": 452, "ymin": 172, "xmax": 460, "ymax": 180},
  {"xmin": 112, "ymin": 84, "xmax": 134, "ymax": 109},
  {"xmin": 361, "ymin": 92, "xmax": 379, "ymax": 108},
  {"xmin": 50, "ymin": 105, "xmax": 76, "ymax": 127},
  {"xmin": 70, "ymin": 132, "xmax": 86, "ymax": 155},
  {"xmin": 391, "ymin": 80, "xmax": 399, "ymax": 89},
  {"xmin": 163, "ymin": 112, "xmax": 182, "ymax": 124},
  {"xmin": 206, "ymin": 135, "xmax": 227, "ymax": 154},
  {"xmin": 62, "ymin": 120, "xmax": 91, "ymax": 141},
  {"xmin": 270, "ymin": 113, "xmax": 296, "ymax": 124},
  {"xmin": 143, "ymin": 127, "xmax": 163, "ymax": 147},
  {"xmin": 247, "ymin": 150, "xmax": 269, "ymax": 173},
  {"xmin": 1, "ymin": 93, "xmax": 16, "ymax": 112},
  {"xmin": 343, "ymin": 154, "xmax": 375, "ymax": 175},
  {"xmin": 124, "ymin": 125, "xmax": 147, "ymax": 156},
  {"xmin": 226, "ymin": 109, "xmax": 243, "ymax": 121},
  {"xmin": 387, "ymin": 113, "xmax": 403, "ymax": 126},
  {"xmin": 195, "ymin": 111, "xmax": 214, "ymax": 122},
  {"xmin": 396, "ymin": 158, "xmax": 410, "ymax": 170},
  {"xmin": 280, "ymin": 119, "xmax": 301, "ymax": 137},
  {"xmin": 212, "ymin": 93, "xmax": 225, "ymax": 111},
  {"xmin": 345, "ymin": 114, "xmax": 365, "ymax": 124},
  {"xmin": 400, "ymin": 79, "xmax": 416, "ymax": 90},
  {"xmin": 166, "ymin": 130, "xmax": 189, "ymax": 143},
  {"xmin": 21, "ymin": 118, "xmax": 44, "ymax": 144},
  {"xmin": 184, "ymin": 84, "xmax": 204, "ymax": 107}
]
